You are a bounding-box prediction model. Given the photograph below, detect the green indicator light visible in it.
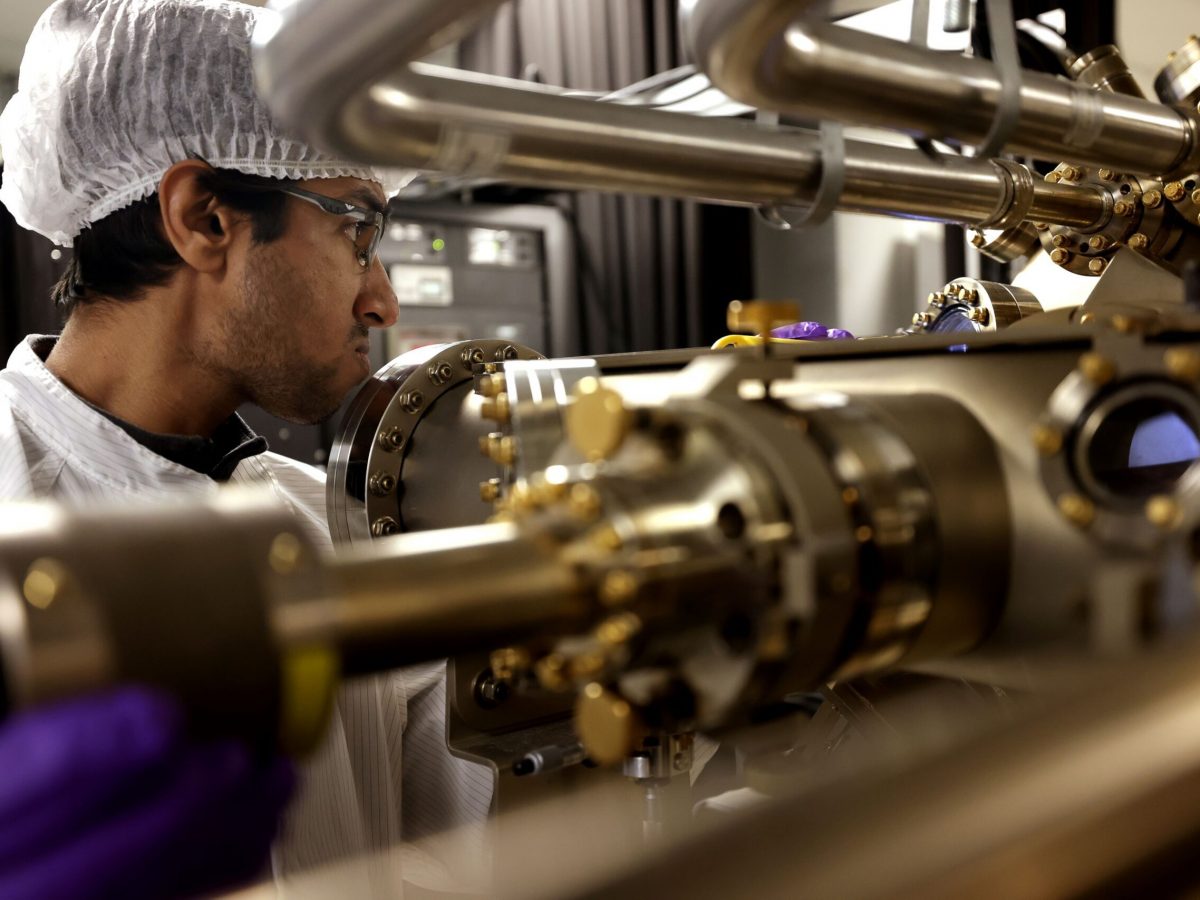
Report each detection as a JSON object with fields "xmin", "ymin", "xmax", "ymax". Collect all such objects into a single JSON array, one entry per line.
[{"xmin": 432, "ymin": 238, "xmax": 446, "ymax": 252}]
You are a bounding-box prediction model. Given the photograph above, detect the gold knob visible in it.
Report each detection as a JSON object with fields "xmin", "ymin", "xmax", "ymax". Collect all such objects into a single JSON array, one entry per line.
[
  {"xmin": 566, "ymin": 377, "xmax": 629, "ymax": 462},
  {"xmin": 575, "ymin": 682, "xmax": 643, "ymax": 765}
]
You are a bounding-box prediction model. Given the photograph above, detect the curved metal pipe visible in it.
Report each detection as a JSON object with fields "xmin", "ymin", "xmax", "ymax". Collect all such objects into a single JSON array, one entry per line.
[
  {"xmin": 687, "ymin": 0, "xmax": 1200, "ymax": 176},
  {"xmin": 253, "ymin": 0, "xmax": 1107, "ymax": 228}
]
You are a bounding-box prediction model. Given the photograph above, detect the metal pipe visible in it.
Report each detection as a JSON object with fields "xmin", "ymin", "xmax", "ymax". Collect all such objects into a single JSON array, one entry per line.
[
  {"xmin": 282, "ymin": 523, "xmax": 593, "ymax": 675},
  {"xmin": 253, "ymin": 0, "xmax": 1108, "ymax": 229},
  {"xmin": 687, "ymin": 0, "xmax": 1200, "ymax": 176}
]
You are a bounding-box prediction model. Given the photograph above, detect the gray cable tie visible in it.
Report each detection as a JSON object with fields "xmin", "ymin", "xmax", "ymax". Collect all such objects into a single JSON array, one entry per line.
[{"xmin": 754, "ymin": 117, "xmax": 845, "ymax": 231}]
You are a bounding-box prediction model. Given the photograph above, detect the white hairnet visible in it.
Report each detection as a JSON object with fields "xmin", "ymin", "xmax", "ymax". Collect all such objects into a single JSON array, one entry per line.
[{"xmin": 0, "ymin": 0, "xmax": 402, "ymax": 247}]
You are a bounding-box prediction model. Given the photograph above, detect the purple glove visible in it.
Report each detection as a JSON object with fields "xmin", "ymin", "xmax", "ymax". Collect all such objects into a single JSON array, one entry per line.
[
  {"xmin": 771, "ymin": 321, "xmax": 855, "ymax": 341},
  {"xmin": 0, "ymin": 688, "xmax": 295, "ymax": 900}
]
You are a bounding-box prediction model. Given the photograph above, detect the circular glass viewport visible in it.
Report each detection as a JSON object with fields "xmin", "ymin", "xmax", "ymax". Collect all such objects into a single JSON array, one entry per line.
[{"xmin": 1077, "ymin": 387, "xmax": 1200, "ymax": 505}]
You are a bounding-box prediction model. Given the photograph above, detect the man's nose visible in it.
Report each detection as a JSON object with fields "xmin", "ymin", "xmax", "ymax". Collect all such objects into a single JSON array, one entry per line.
[{"xmin": 355, "ymin": 257, "xmax": 399, "ymax": 328}]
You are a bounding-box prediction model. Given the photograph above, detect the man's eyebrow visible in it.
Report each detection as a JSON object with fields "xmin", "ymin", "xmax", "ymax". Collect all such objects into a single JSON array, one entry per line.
[{"xmin": 343, "ymin": 188, "xmax": 388, "ymax": 216}]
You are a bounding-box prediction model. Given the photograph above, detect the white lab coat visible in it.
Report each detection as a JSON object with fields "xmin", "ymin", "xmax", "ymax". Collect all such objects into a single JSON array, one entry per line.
[{"xmin": 0, "ymin": 336, "xmax": 494, "ymax": 896}]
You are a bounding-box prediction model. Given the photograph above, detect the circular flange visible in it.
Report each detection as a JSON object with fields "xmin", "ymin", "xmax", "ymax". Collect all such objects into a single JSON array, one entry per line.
[
  {"xmin": 1036, "ymin": 167, "xmax": 1154, "ymax": 278},
  {"xmin": 909, "ymin": 277, "xmax": 1042, "ymax": 335},
  {"xmin": 1036, "ymin": 339, "xmax": 1200, "ymax": 548},
  {"xmin": 326, "ymin": 340, "xmax": 543, "ymax": 544}
]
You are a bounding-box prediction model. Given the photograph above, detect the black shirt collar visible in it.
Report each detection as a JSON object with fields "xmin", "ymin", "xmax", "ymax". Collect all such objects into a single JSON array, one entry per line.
[{"xmin": 32, "ymin": 336, "xmax": 270, "ymax": 482}]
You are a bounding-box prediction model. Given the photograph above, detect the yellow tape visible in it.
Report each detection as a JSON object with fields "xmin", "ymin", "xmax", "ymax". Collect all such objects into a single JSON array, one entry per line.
[{"xmin": 711, "ymin": 334, "xmax": 813, "ymax": 349}]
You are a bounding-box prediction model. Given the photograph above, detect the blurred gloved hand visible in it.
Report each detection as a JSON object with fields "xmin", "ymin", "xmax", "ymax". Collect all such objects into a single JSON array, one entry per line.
[
  {"xmin": 771, "ymin": 321, "xmax": 855, "ymax": 341},
  {"xmin": 0, "ymin": 687, "xmax": 295, "ymax": 900}
]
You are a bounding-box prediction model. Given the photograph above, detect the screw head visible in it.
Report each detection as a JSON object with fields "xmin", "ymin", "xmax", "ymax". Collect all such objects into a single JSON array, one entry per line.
[
  {"xmin": 1050, "ymin": 248, "xmax": 1071, "ymax": 265},
  {"xmin": 1052, "ymin": 234, "xmax": 1068, "ymax": 248},
  {"xmin": 599, "ymin": 569, "xmax": 638, "ymax": 606},
  {"xmin": 481, "ymin": 393, "xmax": 511, "ymax": 424},
  {"xmin": 461, "ymin": 346, "xmax": 485, "ymax": 368},
  {"xmin": 1032, "ymin": 424, "xmax": 1064, "ymax": 457},
  {"xmin": 1044, "ymin": 172, "xmax": 1061, "ymax": 183},
  {"xmin": 477, "ymin": 373, "xmax": 506, "ymax": 398},
  {"xmin": 399, "ymin": 391, "xmax": 424, "ymax": 414},
  {"xmin": 378, "ymin": 427, "xmax": 405, "ymax": 452},
  {"xmin": 1128, "ymin": 233, "xmax": 1149, "ymax": 251},
  {"xmin": 1165, "ymin": 181, "xmax": 1186, "ymax": 201},
  {"xmin": 1113, "ymin": 200, "xmax": 1133, "ymax": 216},
  {"xmin": 1088, "ymin": 258, "xmax": 1107, "ymax": 275},
  {"xmin": 971, "ymin": 232, "xmax": 986, "ymax": 247},
  {"xmin": 1088, "ymin": 235, "xmax": 1107, "ymax": 250},
  {"xmin": 1165, "ymin": 347, "xmax": 1200, "ymax": 383},
  {"xmin": 1057, "ymin": 493, "xmax": 1096, "ymax": 528},
  {"xmin": 371, "ymin": 516, "xmax": 401, "ymax": 537},
  {"xmin": 1098, "ymin": 168, "xmax": 1115, "ymax": 181},
  {"xmin": 1078, "ymin": 352, "xmax": 1116, "ymax": 385},
  {"xmin": 427, "ymin": 361, "xmax": 454, "ymax": 385},
  {"xmin": 1146, "ymin": 495, "xmax": 1183, "ymax": 531},
  {"xmin": 480, "ymin": 478, "xmax": 501, "ymax": 502},
  {"xmin": 369, "ymin": 471, "xmax": 397, "ymax": 497},
  {"xmin": 575, "ymin": 682, "xmax": 641, "ymax": 766},
  {"xmin": 1143, "ymin": 190, "xmax": 1163, "ymax": 209}
]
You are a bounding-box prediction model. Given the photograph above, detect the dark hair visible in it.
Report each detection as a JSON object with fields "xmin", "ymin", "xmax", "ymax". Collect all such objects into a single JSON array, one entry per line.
[{"xmin": 53, "ymin": 167, "xmax": 293, "ymax": 316}]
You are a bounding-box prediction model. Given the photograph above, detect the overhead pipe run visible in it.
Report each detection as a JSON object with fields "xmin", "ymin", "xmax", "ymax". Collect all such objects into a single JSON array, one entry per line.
[
  {"xmin": 685, "ymin": 0, "xmax": 1200, "ymax": 178},
  {"xmin": 252, "ymin": 0, "xmax": 1107, "ymax": 230}
]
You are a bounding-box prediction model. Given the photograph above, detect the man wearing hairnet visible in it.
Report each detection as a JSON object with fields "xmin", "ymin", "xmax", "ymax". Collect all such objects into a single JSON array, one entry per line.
[{"xmin": 0, "ymin": 0, "xmax": 492, "ymax": 896}]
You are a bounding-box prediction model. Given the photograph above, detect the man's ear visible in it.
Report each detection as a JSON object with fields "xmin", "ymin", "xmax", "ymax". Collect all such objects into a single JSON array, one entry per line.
[{"xmin": 157, "ymin": 160, "xmax": 242, "ymax": 274}]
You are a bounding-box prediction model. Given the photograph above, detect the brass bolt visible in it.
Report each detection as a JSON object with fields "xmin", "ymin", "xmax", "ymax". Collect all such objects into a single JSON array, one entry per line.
[
  {"xmin": 1035, "ymin": 222, "xmax": 1050, "ymax": 231},
  {"xmin": 481, "ymin": 392, "xmax": 511, "ymax": 424},
  {"xmin": 1052, "ymin": 234, "xmax": 1068, "ymax": 248},
  {"xmin": 945, "ymin": 284, "xmax": 961, "ymax": 297},
  {"xmin": 535, "ymin": 653, "xmax": 570, "ymax": 692},
  {"xmin": 589, "ymin": 524, "xmax": 624, "ymax": 552},
  {"xmin": 268, "ymin": 532, "xmax": 305, "ymax": 575},
  {"xmin": 1088, "ymin": 258, "xmax": 1107, "ymax": 275},
  {"xmin": 969, "ymin": 307, "xmax": 990, "ymax": 325},
  {"xmin": 1044, "ymin": 171, "xmax": 1061, "ymax": 183},
  {"xmin": 491, "ymin": 435, "xmax": 518, "ymax": 467},
  {"xmin": 841, "ymin": 486, "xmax": 860, "ymax": 505},
  {"xmin": 599, "ymin": 569, "xmax": 638, "ymax": 606},
  {"xmin": 1061, "ymin": 165, "xmax": 1083, "ymax": 181},
  {"xmin": 1113, "ymin": 200, "xmax": 1133, "ymax": 216},
  {"xmin": 490, "ymin": 647, "xmax": 531, "ymax": 682},
  {"xmin": 1088, "ymin": 235, "xmax": 1107, "ymax": 251},
  {"xmin": 854, "ymin": 524, "xmax": 874, "ymax": 543},
  {"xmin": 479, "ymin": 478, "xmax": 501, "ymax": 502},
  {"xmin": 427, "ymin": 361, "xmax": 454, "ymax": 385},
  {"xmin": 399, "ymin": 391, "xmax": 424, "ymax": 414},
  {"xmin": 1165, "ymin": 181, "xmax": 1186, "ymax": 202},
  {"xmin": 477, "ymin": 373, "xmax": 507, "ymax": 398},
  {"xmin": 1032, "ymin": 424, "xmax": 1064, "ymax": 457},
  {"xmin": 570, "ymin": 651, "xmax": 609, "ymax": 680},
  {"xmin": 23, "ymin": 558, "xmax": 69, "ymax": 609},
  {"xmin": 1057, "ymin": 493, "xmax": 1096, "ymax": 528},
  {"xmin": 575, "ymin": 682, "xmax": 642, "ymax": 766},
  {"xmin": 596, "ymin": 612, "xmax": 642, "ymax": 646},
  {"xmin": 378, "ymin": 427, "xmax": 405, "ymax": 453},
  {"xmin": 1192, "ymin": 189, "xmax": 1200, "ymax": 205},
  {"xmin": 1078, "ymin": 352, "xmax": 1116, "ymax": 385},
  {"xmin": 1165, "ymin": 347, "xmax": 1200, "ymax": 383},
  {"xmin": 529, "ymin": 478, "xmax": 568, "ymax": 507},
  {"xmin": 1146, "ymin": 495, "xmax": 1183, "ymax": 531},
  {"xmin": 1128, "ymin": 233, "xmax": 1149, "ymax": 251},
  {"xmin": 927, "ymin": 292, "xmax": 947, "ymax": 307},
  {"xmin": 912, "ymin": 312, "xmax": 932, "ymax": 326},
  {"xmin": 480, "ymin": 431, "xmax": 502, "ymax": 459},
  {"xmin": 961, "ymin": 289, "xmax": 979, "ymax": 303},
  {"xmin": 1050, "ymin": 248, "xmax": 1071, "ymax": 265},
  {"xmin": 368, "ymin": 471, "xmax": 396, "ymax": 497},
  {"xmin": 971, "ymin": 232, "xmax": 986, "ymax": 248},
  {"xmin": 1098, "ymin": 168, "xmax": 1115, "ymax": 181},
  {"xmin": 1143, "ymin": 190, "xmax": 1163, "ymax": 209},
  {"xmin": 370, "ymin": 516, "xmax": 401, "ymax": 537},
  {"xmin": 567, "ymin": 483, "xmax": 603, "ymax": 522},
  {"xmin": 1111, "ymin": 314, "xmax": 1137, "ymax": 334}
]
